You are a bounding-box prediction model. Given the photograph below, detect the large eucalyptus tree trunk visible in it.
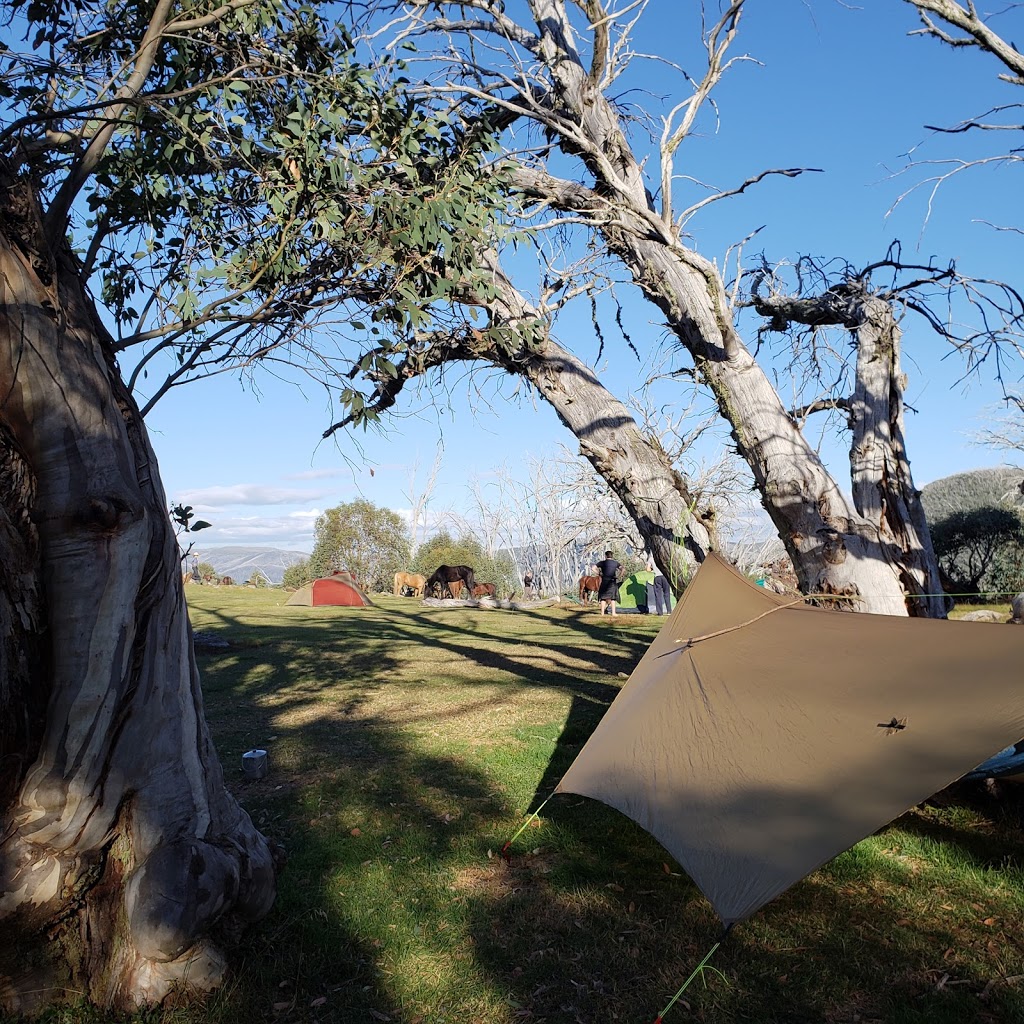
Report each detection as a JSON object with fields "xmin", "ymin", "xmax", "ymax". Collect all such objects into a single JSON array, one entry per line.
[
  {"xmin": 849, "ymin": 297, "xmax": 946, "ymax": 616},
  {"xmin": 0, "ymin": 180, "xmax": 278, "ymax": 1012},
  {"xmin": 480, "ymin": 252, "xmax": 713, "ymax": 589},
  {"xmin": 507, "ymin": 0, "xmax": 923, "ymax": 615},
  {"xmin": 528, "ymin": 337, "xmax": 712, "ymax": 587},
  {"xmin": 602, "ymin": 230, "xmax": 912, "ymax": 614}
]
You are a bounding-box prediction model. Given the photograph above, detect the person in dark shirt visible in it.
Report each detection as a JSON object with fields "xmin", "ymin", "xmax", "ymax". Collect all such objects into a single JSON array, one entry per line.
[{"xmin": 595, "ymin": 550, "xmax": 620, "ymax": 617}]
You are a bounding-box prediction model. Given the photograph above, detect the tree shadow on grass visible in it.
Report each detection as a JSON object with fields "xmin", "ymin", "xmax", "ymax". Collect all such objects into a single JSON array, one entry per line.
[
  {"xmin": 187, "ymin": 599, "xmax": 642, "ymax": 1022},
  {"xmin": 196, "ymin": 600, "xmax": 643, "ymax": 729},
  {"xmin": 197, "ymin": 701, "xmax": 513, "ymax": 1022},
  {"xmin": 186, "ymin": 596, "xmax": 1024, "ymax": 1024},
  {"xmin": 465, "ymin": 784, "xmax": 1024, "ymax": 1024}
]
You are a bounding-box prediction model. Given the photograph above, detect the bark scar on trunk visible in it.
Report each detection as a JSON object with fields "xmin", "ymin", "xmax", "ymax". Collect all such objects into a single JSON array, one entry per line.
[
  {"xmin": 78, "ymin": 496, "xmax": 143, "ymax": 533},
  {"xmin": 817, "ymin": 527, "xmax": 848, "ymax": 566}
]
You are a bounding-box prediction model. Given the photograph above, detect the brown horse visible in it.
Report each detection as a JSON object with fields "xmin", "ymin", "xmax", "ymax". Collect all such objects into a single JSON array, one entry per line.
[
  {"xmin": 578, "ymin": 575, "xmax": 601, "ymax": 603},
  {"xmin": 472, "ymin": 583, "xmax": 497, "ymax": 599},
  {"xmin": 394, "ymin": 571, "xmax": 426, "ymax": 597},
  {"xmin": 426, "ymin": 564, "xmax": 476, "ymax": 599}
]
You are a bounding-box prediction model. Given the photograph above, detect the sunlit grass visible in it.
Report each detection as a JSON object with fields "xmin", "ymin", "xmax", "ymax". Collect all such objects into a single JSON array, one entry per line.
[{"xmin": 12, "ymin": 588, "xmax": 1024, "ymax": 1024}]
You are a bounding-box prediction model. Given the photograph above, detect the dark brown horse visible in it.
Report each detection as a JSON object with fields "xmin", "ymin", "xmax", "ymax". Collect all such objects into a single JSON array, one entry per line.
[
  {"xmin": 578, "ymin": 575, "xmax": 600, "ymax": 603},
  {"xmin": 426, "ymin": 564, "xmax": 476, "ymax": 599},
  {"xmin": 472, "ymin": 583, "xmax": 497, "ymax": 599}
]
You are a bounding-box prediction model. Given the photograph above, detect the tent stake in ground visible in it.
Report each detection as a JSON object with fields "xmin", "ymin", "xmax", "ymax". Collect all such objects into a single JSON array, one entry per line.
[{"xmin": 501, "ymin": 554, "xmax": 1024, "ymax": 1015}]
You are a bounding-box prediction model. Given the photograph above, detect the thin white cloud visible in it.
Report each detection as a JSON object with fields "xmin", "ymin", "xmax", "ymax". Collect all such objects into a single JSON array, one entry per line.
[
  {"xmin": 177, "ymin": 483, "xmax": 333, "ymax": 507},
  {"xmin": 189, "ymin": 511, "xmax": 317, "ymax": 550},
  {"xmin": 285, "ymin": 468, "xmax": 344, "ymax": 481}
]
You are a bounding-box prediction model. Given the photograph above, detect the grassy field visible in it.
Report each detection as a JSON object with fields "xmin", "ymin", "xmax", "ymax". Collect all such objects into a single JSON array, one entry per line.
[{"xmin": 32, "ymin": 589, "xmax": 1024, "ymax": 1024}]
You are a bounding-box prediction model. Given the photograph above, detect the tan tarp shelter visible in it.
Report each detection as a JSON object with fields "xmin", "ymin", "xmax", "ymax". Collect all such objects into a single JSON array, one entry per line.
[
  {"xmin": 556, "ymin": 553, "xmax": 1024, "ymax": 927},
  {"xmin": 285, "ymin": 572, "xmax": 372, "ymax": 607}
]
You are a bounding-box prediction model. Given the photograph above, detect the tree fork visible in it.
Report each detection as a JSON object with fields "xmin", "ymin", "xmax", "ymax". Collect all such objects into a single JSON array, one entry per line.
[{"xmin": 605, "ymin": 229, "xmax": 919, "ymax": 614}]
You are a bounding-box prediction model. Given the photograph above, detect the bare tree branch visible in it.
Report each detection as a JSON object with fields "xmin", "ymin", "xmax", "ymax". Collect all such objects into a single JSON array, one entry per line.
[
  {"xmin": 43, "ymin": 0, "xmax": 177, "ymax": 239},
  {"xmin": 660, "ymin": 1, "xmax": 747, "ymax": 227},
  {"xmin": 790, "ymin": 397, "xmax": 851, "ymax": 421},
  {"xmin": 894, "ymin": 3, "xmax": 1024, "ymax": 237},
  {"xmin": 905, "ymin": 0, "xmax": 1024, "ymax": 84},
  {"xmin": 676, "ymin": 167, "xmax": 823, "ymax": 227}
]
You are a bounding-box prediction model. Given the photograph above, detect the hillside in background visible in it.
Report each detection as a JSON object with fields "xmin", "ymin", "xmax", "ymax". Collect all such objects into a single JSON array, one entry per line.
[
  {"xmin": 921, "ymin": 466, "xmax": 1024, "ymax": 522},
  {"xmin": 188, "ymin": 545, "xmax": 308, "ymax": 585}
]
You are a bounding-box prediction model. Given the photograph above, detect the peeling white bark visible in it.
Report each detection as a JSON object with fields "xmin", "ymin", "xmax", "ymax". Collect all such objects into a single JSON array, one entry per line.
[
  {"xmin": 497, "ymin": 1, "xmax": 925, "ymax": 614},
  {"xmin": 849, "ymin": 299, "xmax": 947, "ymax": 616}
]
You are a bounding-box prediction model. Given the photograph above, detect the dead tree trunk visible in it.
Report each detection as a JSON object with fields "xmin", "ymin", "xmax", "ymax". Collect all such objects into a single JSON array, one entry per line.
[
  {"xmin": 850, "ymin": 297, "xmax": 947, "ymax": 616},
  {"xmin": 605, "ymin": 229, "xmax": 913, "ymax": 614},
  {"xmin": 517, "ymin": 334, "xmax": 712, "ymax": 590},
  {"xmin": 0, "ymin": 181, "xmax": 279, "ymax": 1012},
  {"xmin": 480, "ymin": 252, "xmax": 714, "ymax": 589},
  {"xmin": 750, "ymin": 284, "xmax": 947, "ymax": 616}
]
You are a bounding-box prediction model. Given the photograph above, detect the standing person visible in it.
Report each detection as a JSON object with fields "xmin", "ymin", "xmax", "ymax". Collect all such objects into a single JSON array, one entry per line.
[
  {"xmin": 645, "ymin": 554, "xmax": 670, "ymax": 615},
  {"xmin": 523, "ymin": 569, "xmax": 534, "ymax": 598},
  {"xmin": 596, "ymin": 549, "xmax": 620, "ymax": 617}
]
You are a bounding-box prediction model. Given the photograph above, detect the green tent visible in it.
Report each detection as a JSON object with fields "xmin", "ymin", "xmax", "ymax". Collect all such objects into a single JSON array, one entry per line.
[{"xmin": 619, "ymin": 571, "xmax": 675, "ymax": 611}]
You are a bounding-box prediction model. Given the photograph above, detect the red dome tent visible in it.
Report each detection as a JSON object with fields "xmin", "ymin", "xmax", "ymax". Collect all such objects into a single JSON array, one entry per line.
[{"xmin": 285, "ymin": 571, "xmax": 372, "ymax": 607}]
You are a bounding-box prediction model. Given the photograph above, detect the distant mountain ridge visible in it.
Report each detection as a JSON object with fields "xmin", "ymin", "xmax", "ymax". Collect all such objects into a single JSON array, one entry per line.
[{"xmin": 190, "ymin": 545, "xmax": 308, "ymax": 585}]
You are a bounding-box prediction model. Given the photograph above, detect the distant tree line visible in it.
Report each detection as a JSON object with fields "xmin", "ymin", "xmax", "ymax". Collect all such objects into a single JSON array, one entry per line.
[
  {"xmin": 281, "ymin": 502, "xmax": 523, "ymax": 598},
  {"xmin": 410, "ymin": 531, "xmax": 518, "ymax": 599},
  {"xmin": 921, "ymin": 468, "xmax": 1024, "ymax": 599}
]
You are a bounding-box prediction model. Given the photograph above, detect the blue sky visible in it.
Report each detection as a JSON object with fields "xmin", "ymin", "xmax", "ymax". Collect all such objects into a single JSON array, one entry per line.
[{"xmin": 142, "ymin": 0, "xmax": 1024, "ymax": 553}]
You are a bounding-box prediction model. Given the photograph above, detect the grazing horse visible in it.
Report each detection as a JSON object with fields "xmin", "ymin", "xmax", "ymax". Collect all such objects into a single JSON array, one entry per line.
[
  {"xmin": 578, "ymin": 575, "xmax": 601, "ymax": 603},
  {"xmin": 472, "ymin": 583, "xmax": 497, "ymax": 599},
  {"xmin": 425, "ymin": 564, "xmax": 476, "ymax": 599},
  {"xmin": 394, "ymin": 571, "xmax": 426, "ymax": 597}
]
